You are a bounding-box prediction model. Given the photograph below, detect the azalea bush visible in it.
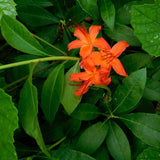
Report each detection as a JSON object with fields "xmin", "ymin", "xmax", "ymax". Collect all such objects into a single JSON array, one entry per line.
[{"xmin": 1, "ymin": 0, "xmax": 160, "ymax": 159}]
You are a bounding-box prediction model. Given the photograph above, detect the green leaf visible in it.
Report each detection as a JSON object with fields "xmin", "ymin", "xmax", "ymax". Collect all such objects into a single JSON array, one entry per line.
[
  {"xmin": 71, "ymin": 103, "xmax": 101, "ymax": 121},
  {"xmin": 120, "ymin": 113, "xmax": 160, "ymax": 148},
  {"xmin": 19, "ymin": 64, "xmax": 49, "ymax": 156},
  {"xmin": 136, "ymin": 147, "xmax": 160, "ymax": 160},
  {"xmin": 104, "ymin": 23, "xmax": 141, "ymax": 46},
  {"xmin": 17, "ymin": 5, "xmax": 59, "ymax": 27},
  {"xmin": 99, "ymin": 0, "xmax": 115, "ymax": 30},
  {"xmin": 0, "ymin": 0, "xmax": 17, "ymax": 20},
  {"xmin": 92, "ymin": 145, "xmax": 110, "ymax": 160},
  {"xmin": 61, "ymin": 62, "xmax": 81, "ymax": 114},
  {"xmin": 41, "ymin": 63, "xmax": 64, "ymax": 123},
  {"xmin": 112, "ymin": 68, "xmax": 146, "ymax": 114},
  {"xmin": 131, "ymin": 4, "xmax": 160, "ymax": 56},
  {"xmin": 106, "ymin": 120, "xmax": 131, "ymax": 160},
  {"xmin": 47, "ymin": 149, "xmax": 96, "ymax": 160},
  {"xmin": 121, "ymin": 53, "xmax": 151, "ymax": 74},
  {"xmin": 1, "ymin": 15, "xmax": 48, "ymax": 56},
  {"xmin": 15, "ymin": 0, "xmax": 53, "ymax": 7},
  {"xmin": 0, "ymin": 89, "xmax": 18, "ymax": 160},
  {"xmin": 76, "ymin": 121, "xmax": 108, "ymax": 154},
  {"xmin": 76, "ymin": 0, "xmax": 99, "ymax": 20}
]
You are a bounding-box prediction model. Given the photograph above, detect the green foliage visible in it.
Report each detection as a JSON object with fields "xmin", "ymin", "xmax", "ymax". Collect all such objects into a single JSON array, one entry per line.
[
  {"xmin": 0, "ymin": 0, "xmax": 17, "ymax": 20},
  {"xmin": 76, "ymin": 121, "xmax": 108, "ymax": 154},
  {"xmin": 0, "ymin": 89, "xmax": 18, "ymax": 160},
  {"xmin": 131, "ymin": 3, "xmax": 160, "ymax": 56},
  {"xmin": 99, "ymin": 0, "xmax": 115, "ymax": 30},
  {"xmin": 71, "ymin": 103, "xmax": 101, "ymax": 121},
  {"xmin": 120, "ymin": 113, "xmax": 160, "ymax": 148},
  {"xmin": 106, "ymin": 120, "xmax": 131, "ymax": 160},
  {"xmin": 1, "ymin": 15, "xmax": 48, "ymax": 56},
  {"xmin": 41, "ymin": 63, "xmax": 64, "ymax": 123},
  {"xmin": 18, "ymin": 64, "xmax": 49, "ymax": 156},
  {"xmin": 61, "ymin": 62, "xmax": 81, "ymax": 114},
  {"xmin": 113, "ymin": 68, "xmax": 146, "ymax": 114},
  {"xmin": 76, "ymin": 0, "xmax": 99, "ymax": 20}
]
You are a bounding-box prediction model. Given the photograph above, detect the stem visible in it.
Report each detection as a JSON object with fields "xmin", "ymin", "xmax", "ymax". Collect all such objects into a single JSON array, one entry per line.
[
  {"xmin": 48, "ymin": 137, "xmax": 66, "ymax": 151},
  {"xmin": 32, "ymin": 34, "xmax": 68, "ymax": 56},
  {"xmin": 0, "ymin": 56, "xmax": 80, "ymax": 70}
]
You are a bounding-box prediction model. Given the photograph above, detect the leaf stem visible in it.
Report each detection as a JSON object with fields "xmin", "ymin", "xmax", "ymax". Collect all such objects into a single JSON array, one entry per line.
[
  {"xmin": 0, "ymin": 56, "xmax": 80, "ymax": 70},
  {"xmin": 48, "ymin": 137, "xmax": 66, "ymax": 151},
  {"xmin": 32, "ymin": 33, "xmax": 68, "ymax": 56}
]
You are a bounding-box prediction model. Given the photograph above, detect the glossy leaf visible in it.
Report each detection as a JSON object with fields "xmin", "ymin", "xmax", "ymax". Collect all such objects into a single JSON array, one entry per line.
[
  {"xmin": 106, "ymin": 120, "xmax": 131, "ymax": 160},
  {"xmin": 113, "ymin": 68, "xmax": 146, "ymax": 114},
  {"xmin": 1, "ymin": 15, "xmax": 48, "ymax": 56},
  {"xmin": 0, "ymin": 0, "xmax": 17, "ymax": 20},
  {"xmin": 18, "ymin": 64, "xmax": 49, "ymax": 156},
  {"xmin": 17, "ymin": 5, "xmax": 59, "ymax": 27},
  {"xmin": 61, "ymin": 62, "xmax": 81, "ymax": 114},
  {"xmin": 0, "ymin": 89, "xmax": 18, "ymax": 160},
  {"xmin": 41, "ymin": 63, "xmax": 64, "ymax": 123},
  {"xmin": 71, "ymin": 103, "xmax": 101, "ymax": 121},
  {"xmin": 143, "ymin": 78, "xmax": 160, "ymax": 101},
  {"xmin": 136, "ymin": 147, "xmax": 160, "ymax": 160},
  {"xmin": 131, "ymin": 4, "xmax": 160, "ymax": 56},
  {"xmin": 76, "ymin": 121, "xmax": 108, "ymax": 154},
  {"xmin": 104, "ymin": 23, "xmax": 141, "ymax": 46},
  {"xmin": 76, "ymin": 0, "xmax": 99, "ymax": 20},
  {"xmin": 99, "ymin": 0, "xmax": 115, "ymax": 30},
  {"xmin": 46, "ymin": 149, "xmax": 96, "ymax": 160},
  {"xmin": 120, "ymin": 113, "xmax": 160, "ymax": 148}
]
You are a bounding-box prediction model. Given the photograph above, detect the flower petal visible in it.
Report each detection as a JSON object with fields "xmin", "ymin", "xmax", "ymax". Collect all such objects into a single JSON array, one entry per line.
[
  {"xmin": 74, "ymin": 80, "xmax": 91, "ymax": 96},
  {"xmin": 89, "ymin": 25, "xmax": 101, "ymax": 41},
  {"xmin": 111, "ymin": 58, "xmax": 128, "ymax": 77},
  {"xmin": 111, "ymin": 41, "xmax": 129, "ymax": 57},
  {"xmin": 68, "ymin": 40, "xmax": 85, "ymax": 51},
  {"xmin": 74, "ymin": 27, "xmax": 87, "ymax": 41},
  {"xmin": 93, "ymin": 37, "xmax": 111, "ymax": 50},
  {"xmin": 79, "ymin": 45, "xmax": 92, "ymax": 58},
  {"xmin": 69, "ymin": 72, "xmax": 91, "ymax": 82}
]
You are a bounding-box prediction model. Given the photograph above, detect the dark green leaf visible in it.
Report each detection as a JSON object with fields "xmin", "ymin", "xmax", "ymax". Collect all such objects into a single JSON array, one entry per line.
[
  {"xmin": 76, "ymin": 121, "xmax": 108, "ymax": 154},
  {"xmin": 17, "ymin": 5, "xmax": 59, "ymax": 27},
  {"xmin": 131, "ymin": 4, "xmax": 160, "ymax": 56},
  {"xmin": 121, "ymin": 53, "xmax": 151, "ymax": 74},
  {"xmin": 92, "ymin": 145, "xmax": 110, "ymax": 160},
  {"xmin": 104, "ymin": 23, "xmax": 141, "ymax": 46},
  {"xmin": 99, "ymin": 0, "xmax": 115, "ymax": 30},
  {"xmin": 76, "ymin": 0, "xmax": 99, "ymax": 20},
  {"xmin": 136, "ymin": 147, "xmax": 160, "ymax": 160},
  {"xmin": 46, "ymin": 149, "xmax": 96, "ymax": 160},
  {"xmin": 120, "ymin": 113, "xmax": 160, "ymax": 148},
  {"xmin": 19, "ymin": 64, "xmax": 49, "ymax": 156},
  {"xmin": 15, "ymin": 0, "xmax": 53, "ymax": 7},
  {"xmin": 0, "ymin": 0, "xmax": 17, "ymax": 19},
  {"xmin": 71, "ymin": 103, "xmax": 101, "ymax": 121},
  {"xmin": 113, "ymin": 68, "xmax": 146, "ymax": 114},
  {"xmin": 1, "ymin": 15, "xmax": 49, "ymax": 56},
  {"xmin": 143, "ymin": 78, "xmax": 160, "ymax": 101},
  {"xmin": 106, "ymin": 120, "xmax": 131, "ymax": 160},
  {"xmin": 61, "ymin": 62, "xmax": 81, "ymax": 114},
  {"xmin": 41, "ymin": 63, "xmax": 64, "ymax": 123},
  {"xmin": 0, "ymin": 89, "xmax": 18, "ymax": 160}
]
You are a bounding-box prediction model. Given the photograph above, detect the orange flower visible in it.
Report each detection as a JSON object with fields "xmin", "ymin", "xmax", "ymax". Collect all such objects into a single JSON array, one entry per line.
[
  {"xmin": 86, "ymin": 41, "xmax": 129, "ymax": 77},
  {"xmin": 69, "ymin": 60, "xmax": 111, "ymax": 96},
  {"xmin": 68, "ymin": 23, "xmax": 108, "ymax": 58}
]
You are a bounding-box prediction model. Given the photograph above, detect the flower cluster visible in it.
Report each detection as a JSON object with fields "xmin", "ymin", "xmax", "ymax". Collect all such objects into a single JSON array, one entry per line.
[{"xmin": 68, "ymin": 23, "xmax": 129, "ymax": 96}]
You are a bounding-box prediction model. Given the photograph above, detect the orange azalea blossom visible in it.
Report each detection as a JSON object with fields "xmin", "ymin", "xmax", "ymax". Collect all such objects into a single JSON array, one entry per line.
[
  {"xmin": 83, "ymin": 41, "xmax": 129, "ymax": 77},
  {"xmin": 69, "ymin": 61, "xmax": 111, "ymax": 96},
  {"xmin": 68, "ymin": 23, "xmax": 107, "ymax": 58}
]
